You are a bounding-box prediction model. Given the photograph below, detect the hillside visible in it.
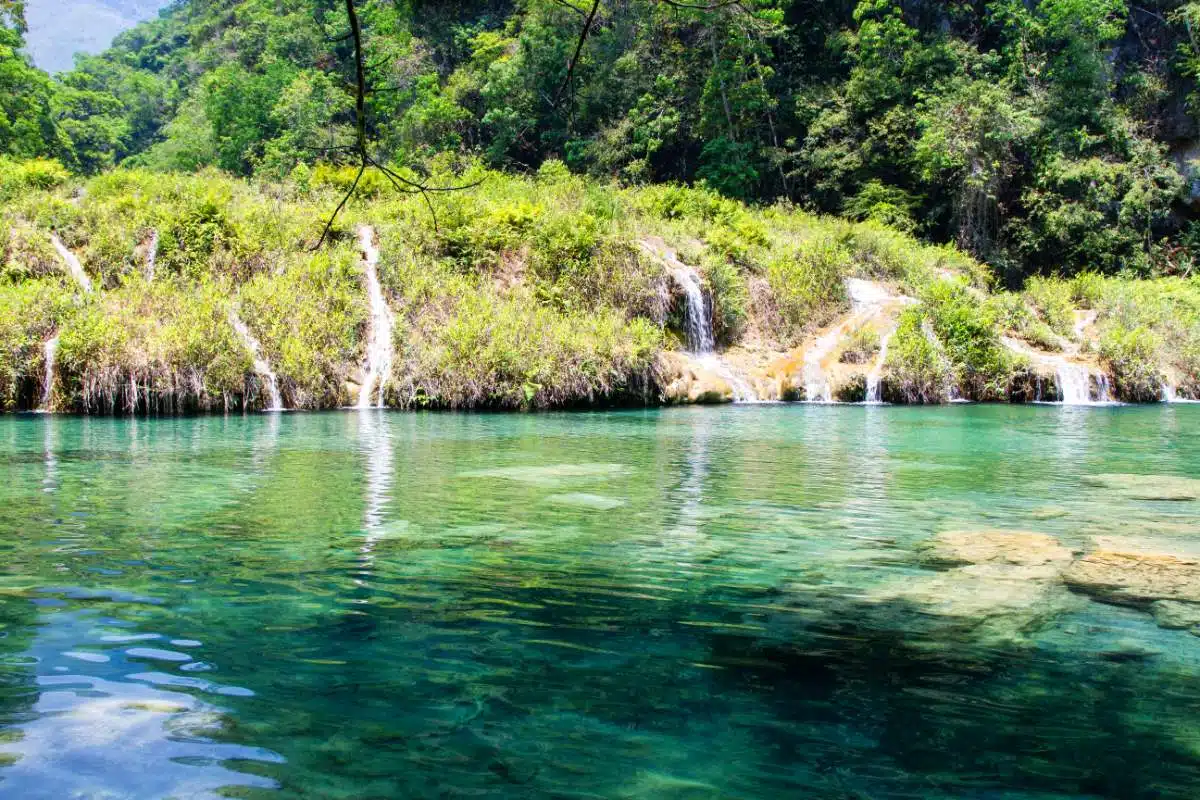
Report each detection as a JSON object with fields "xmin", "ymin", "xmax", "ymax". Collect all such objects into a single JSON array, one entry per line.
[
  {"xmin": 4, "ymin": 1, "xmax": 1200, "ymax": 285},
  {"xmin": 2, "ymin": 159, "xmax": 1196, "ymax": 412}
]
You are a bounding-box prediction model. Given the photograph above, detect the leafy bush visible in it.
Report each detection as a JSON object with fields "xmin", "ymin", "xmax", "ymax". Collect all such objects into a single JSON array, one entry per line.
[
  {"xmin": 883, "ymin": 308, "xmax": 947, "ymax": 404},
  {"xmin": 704, "ymin": 256, "xmax": 749, "ymax": 347},
  {"xmin": 1099, "ymin": 324, "xmax": 1163, "ymax": 402},
  {"xmin": 919, "ymin": 279, "xmax": 1013, "ymax": 399},
  {"xmin": 0, "ymin": 158, "xmax": 70, "ymax": 203},
  {"xmin": 766, "ymin": 237, "xmax": 850, "ymax": 339},
  {"xmin": 839, "ymin": 324, "xmax": 880, "ymax": 364}
]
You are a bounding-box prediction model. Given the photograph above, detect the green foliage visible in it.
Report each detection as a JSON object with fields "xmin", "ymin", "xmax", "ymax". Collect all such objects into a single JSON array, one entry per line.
[
  {"xmin": 919, "ymin": 278, "xmax": 1014, "ymax": 399},
  {"xmin": 1099, "ymin": 324, "xmax": 1163, "ymax": 402},
  {"xmin": 1023, "ymin": 276, "xmax": 1075, "ymax": 337},
  {"xmin": 704, "ymin": 255, "xmax": 750, "ymax": 347},
  {"xmin": 839, "ymin": 324, "xmax": 880, "ymax": 364},
  {"xmin": 766, "ymin": 237, "xmax": 850, "ymax": 338},
  {"xmin": 883, "ymin": 307, "xmax": 947, "ymax": 403},
  {"xmin": 0, "ymin": 157, "xmax": 69, "ymax": 203}
]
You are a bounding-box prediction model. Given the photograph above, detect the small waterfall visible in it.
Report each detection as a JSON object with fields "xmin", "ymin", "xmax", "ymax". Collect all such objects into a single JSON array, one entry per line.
[
  {"xmin": 50, "ymin": 233, "xmax": 92, "ymax": 292},
  {"xmin": 40, "ymin": 336, "xmax": 59, "ymax": 411},
  {"xmin": 671, "ymin": 267, "xmax": 715, "ymax": 354},
  {"xmin": 1163, "ymin": 382, "xmax": 1177, "ymax": 402},
  {"xmin": 228, "ymin": 310, "xmax": 283, "ymax": 411},
  {"xmin": 666, "ymin": 260, "xmax": 759, "ymax": 403},
  {"xmin": 1056, "ymin": 364, "xmax": 1095, "ymax": 405},
  {"xmin": 356, "ymin": 225, "xmax": 395, "ymax": 409},
  {"xmin": 865, "ymin": 329, "xmax": 896, "ymax": 404}
]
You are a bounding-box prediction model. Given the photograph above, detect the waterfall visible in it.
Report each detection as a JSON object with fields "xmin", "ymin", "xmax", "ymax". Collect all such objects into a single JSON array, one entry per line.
[
  {"xmin": 356, "ymin": 225, "xmax": 395, "ymax": 409},
  {"xmin": 671, "ymin": 267, "xmax": 715, "ymax": 354},
  {"xmin": 666, "ymin": 259, "xmax": 760, "ymax": 403},
  {"xmin": 1056, "ymin": 364, "xmax": 1095, "ymax": 405},
  {"xmin": 228, "ymin": 310, "xmax": 283, "ymax": 411},
  {"xmin": 865, "ymin": 329, "xmax": 895, "ymax": 404},
  {"xmin": 40, "ymin": 336, "xmax": 59, "ymax": 412},
  {"xmin": 50, "ymin": 233, "xmax": 92, "ymax": 293}
]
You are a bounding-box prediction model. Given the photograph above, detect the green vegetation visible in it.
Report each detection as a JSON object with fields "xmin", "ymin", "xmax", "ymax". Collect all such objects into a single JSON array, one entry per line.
[
  {"xmin": 8, "ymin": 0, "xmax": 1200, "ymax": 284},
  {"xmin": 1, "ymin": 159, "xmax": 1196, "ymax": 410},
  {"xmin": 2, "ymin": 0, "xmax": 1199, "ymax": 410}
]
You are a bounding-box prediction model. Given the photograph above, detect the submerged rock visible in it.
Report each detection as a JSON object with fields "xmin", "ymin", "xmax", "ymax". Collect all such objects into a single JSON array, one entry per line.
[
  {"xmin": 918, "ymin": 529, "xmax": 1075, "ymax": 569},
  {"xmin": 1063, "ymin": 538, "xmax": 1200, "ymax": 607},
  {"xmin": 1082, "ymin": 473, "xmax": 1200, "ymax": 501},
  {"xmin": 870, "ymin": 530, "xmax": 1079, "ymax": 646},
  {"xmin": 1152, "ymin": 600, "xmax": 1200, "ymax": 631}
]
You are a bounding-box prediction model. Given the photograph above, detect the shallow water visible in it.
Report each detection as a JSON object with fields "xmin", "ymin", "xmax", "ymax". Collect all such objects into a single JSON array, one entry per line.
[{"xmin": 1, "ymin": 406, "xmax": 1199, "ymax": 799}]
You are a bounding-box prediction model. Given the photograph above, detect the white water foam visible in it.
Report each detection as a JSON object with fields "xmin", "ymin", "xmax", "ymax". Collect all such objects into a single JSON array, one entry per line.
[
  {"xmin": 228, "ymin": 310, "xmax": 283, "ymax": 411},
  {"xmin": 356, "ymin": 225, "xmax": 395, "ymax": 409}
]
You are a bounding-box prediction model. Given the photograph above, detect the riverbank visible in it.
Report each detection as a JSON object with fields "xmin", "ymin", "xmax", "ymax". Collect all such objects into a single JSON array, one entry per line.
[{"xmin": 2, "ymin": 158, "xmax": 1198, "ymax": 413}]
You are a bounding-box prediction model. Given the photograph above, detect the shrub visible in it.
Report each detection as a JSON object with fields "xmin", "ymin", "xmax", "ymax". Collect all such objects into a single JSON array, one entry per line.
[
  {"xmin": 766, "ymin": 236, "xmax": 850, "ymax": 339},
  {"xmin": 883, "ymin": 308, "xmax": 947, "ymax": 403},
  {"xmin": 704, "ymin": 256, "xmax": 749, "ymax": 347},
  {"xmin": 839, "ymin": 324, "xmax": 880, "ymax": 364},
  {"xmin": 0, "ymin": 158, "xmax": 70, "ymax": 204},
  {"xmin": 1099, "ymin": 324, "xmax": 1163, "ymax": 402}
]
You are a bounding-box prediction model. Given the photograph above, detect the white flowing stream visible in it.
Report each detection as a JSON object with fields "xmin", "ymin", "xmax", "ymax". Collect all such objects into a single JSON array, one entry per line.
[
  {"xmin": 228, "ymin": 310, "xmax": 283, "ymax": 411},
  {"xmin": 356, "ymin": 225, "xmax": 395, "ymax": 409}
]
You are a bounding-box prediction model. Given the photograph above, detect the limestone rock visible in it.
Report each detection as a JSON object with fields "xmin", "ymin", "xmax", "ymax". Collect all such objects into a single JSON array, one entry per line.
[
  {"xmin": 1152, "ymin": 600, "xmax": 1200, "ymax": 630},
  {"xmin": 1082, "ymin": 473, "xmax": 1200, "ymax": 501},
  {"xmin": 918, "ymin": 529, "xmax": 1074, "ymax": 570},
  {"xmin": 1063, "ymin": 538, "xmax": 1200, "ymax": 606},
  {"xmin": 657, "ymin": 352, "xmax": 732, "ymax": 405}
]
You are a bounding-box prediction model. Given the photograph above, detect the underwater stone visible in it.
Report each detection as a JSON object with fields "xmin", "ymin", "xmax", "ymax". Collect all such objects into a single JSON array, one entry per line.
[
  {"xmin": 1152, "ymin": 600, "xmax": 1200, "ymax": 630},
  {"xmin": 918, "ymin": 529, "xmax": 1074, "ymax": 570},
  {"xmin": 1064, "ymin": 539, "xmax": 1200, "ymax": 606},
  {"xmin": 1082, "ymin": 473, "xmax": 1200, "ymax": 501}
]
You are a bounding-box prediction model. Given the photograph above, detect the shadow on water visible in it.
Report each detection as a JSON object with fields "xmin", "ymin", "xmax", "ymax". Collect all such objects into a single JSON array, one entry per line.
[{"xmin": 0, "ymin": 406, "xmax": 1197, "ymax": 797}]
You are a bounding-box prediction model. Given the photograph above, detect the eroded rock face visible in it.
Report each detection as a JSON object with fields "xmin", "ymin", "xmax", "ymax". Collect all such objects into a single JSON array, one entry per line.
[
  {"xmin": 1063, "ymin": 538, "xmax": 1200, "ymax": 607},
  {"xmin": 919, "ymin": 530, "xmax": 1074, "ymax": 569},
  {"xmin": 657, "ymin": 352, "xmax": 733, "ymax": 405},
  {"xmin": 1082, "ymin": 474, "xmax": 1200, "ymax": 501}
]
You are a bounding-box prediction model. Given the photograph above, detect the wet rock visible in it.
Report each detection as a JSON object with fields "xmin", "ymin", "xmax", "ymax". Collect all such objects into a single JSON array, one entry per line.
[
  {"xmin": 918, "ymin": 529, "xmax": 1074, "ymax": 570},
  {"xmin": 1063, "ymin": 538, "xmax": 1200, "ymax": 607},
  {"xmin": 1152, "ymin": 600, "xmax": 1200, "ymax": 631},
  {"xmin": 834, "ymin": 373, "xmax": 866, "ymax": 403},
  {"xmin": 867, "ymin": 563, "xmax": 1079, "ymax": 646},
  {"xmin": 1082, "ymin": 473, "xmax": 1200, "ymax": 501},
  {"xmin": 657, "ymin": 352, "xmax": 732, "ymax": 405}
]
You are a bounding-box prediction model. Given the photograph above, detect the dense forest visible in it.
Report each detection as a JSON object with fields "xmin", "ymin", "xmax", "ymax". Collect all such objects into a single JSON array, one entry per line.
[{"xmin": 4, "ymin": 0, "xmax": 1200, "ymax": 282}]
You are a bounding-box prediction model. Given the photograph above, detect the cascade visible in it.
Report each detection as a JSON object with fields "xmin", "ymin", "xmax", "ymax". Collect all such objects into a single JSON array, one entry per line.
[
  {"xmin": 50, "ymin": 233, "xmax": 92, "ymax": 293},
  {"xmin": 228, "ymin": 310, "xmax": 283, "ymax": 411},
  {"xmin": 865, "ymin": 328, "xmax": 896, "ymax": 404},
  {"xmin": 664, "ymin": 256, "xmax": 759, "ymax": 403},
  {"xmin": 40, "ymin": 336, "xmax": 59, "ymax": 412},
  {"xmin": 670, "ymin": 266, "xmax": 715, "ymax": 354},
  {"xmin": 356, "ymin": 225, "xmax": 395, "ymax": 409},
  {"xmin": 1055, "ymin": 364, "xmax": 1095, "ymax": 405}
]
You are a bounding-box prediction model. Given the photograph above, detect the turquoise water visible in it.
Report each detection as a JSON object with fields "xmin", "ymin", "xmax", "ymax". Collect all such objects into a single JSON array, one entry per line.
[{"xmin": 1, "ymin": 406, "xmax": 1199, "ymax": 799}]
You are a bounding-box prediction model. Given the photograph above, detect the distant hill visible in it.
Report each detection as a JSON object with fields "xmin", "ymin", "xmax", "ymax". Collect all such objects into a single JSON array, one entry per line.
[{"xmin": 23, "ymin": 0, "xmax": 171, "ymax": 73}]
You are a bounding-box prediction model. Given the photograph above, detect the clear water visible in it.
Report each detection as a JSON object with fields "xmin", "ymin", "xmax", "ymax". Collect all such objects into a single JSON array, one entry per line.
[{"xmin": 1, "ymin": 406, "xmax": 1199, "ymax": 799}]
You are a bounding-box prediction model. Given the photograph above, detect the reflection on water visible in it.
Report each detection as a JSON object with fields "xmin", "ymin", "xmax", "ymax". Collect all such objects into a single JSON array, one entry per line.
[{"xmin": 0, "ymin": 406, "xmax": 1197, "ymax": 798}]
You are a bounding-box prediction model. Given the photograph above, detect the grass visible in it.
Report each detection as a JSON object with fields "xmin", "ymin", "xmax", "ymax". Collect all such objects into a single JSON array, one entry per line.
[{"xmin": 0, "ymin": 158, "xmax": 1196, "ymax": 410}]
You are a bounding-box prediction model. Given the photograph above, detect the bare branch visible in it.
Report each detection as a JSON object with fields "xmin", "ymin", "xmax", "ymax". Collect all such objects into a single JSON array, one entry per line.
[{"xmin": 313, "ymin": 163, "xmax": 364, "ymax": 250}]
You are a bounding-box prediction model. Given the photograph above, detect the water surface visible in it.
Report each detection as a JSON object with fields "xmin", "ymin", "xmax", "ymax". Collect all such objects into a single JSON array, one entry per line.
[{"xmin": 1, "ymin": 406, "xmax": 1199, "ymax": 798}]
